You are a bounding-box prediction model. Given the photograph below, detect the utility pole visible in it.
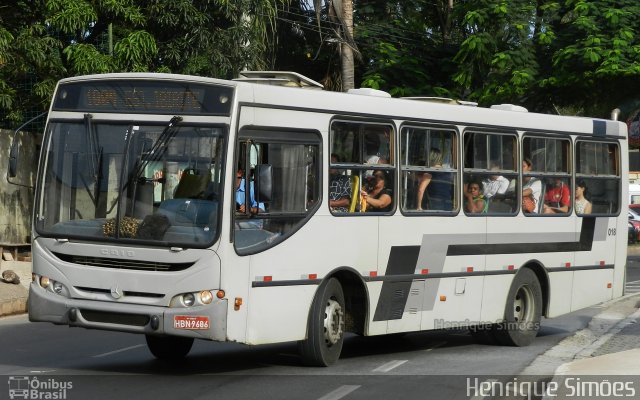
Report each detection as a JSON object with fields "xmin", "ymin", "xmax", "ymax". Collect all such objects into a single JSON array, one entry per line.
[{"xmin": 341, "ymin": 0, "xmax": 354, "ymax": 91}]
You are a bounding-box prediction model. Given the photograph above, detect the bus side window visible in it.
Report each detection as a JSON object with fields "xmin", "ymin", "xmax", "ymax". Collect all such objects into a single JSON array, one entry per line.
[
  {"xmin": 400, "ymin": 126, "xmax": 457, "ymax": 213},
  {"xmin": 234, "ymin": 130, "xmax": 321, "ymax": 254},
  {"xmin": 522, "ymin": 136, "xmax": 571, "ymax": 216},
  {"xmin": 575, "ymin": 140, "xmax": 620, "ymax": 215},
  {"xmin": 330, "ymin": 120, "xmax": 395, "ymax": 214}
]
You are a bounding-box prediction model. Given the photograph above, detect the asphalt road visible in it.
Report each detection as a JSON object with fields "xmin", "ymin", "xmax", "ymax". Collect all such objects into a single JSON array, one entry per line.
[{"xmin": 0, "ymin": 259, "xmax": 638, "ymax": 400}]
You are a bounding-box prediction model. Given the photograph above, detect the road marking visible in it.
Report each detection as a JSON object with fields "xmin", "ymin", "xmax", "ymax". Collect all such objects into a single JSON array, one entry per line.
[
  {"xmin": 468, "ymin": 379, "xmax": 498, "ymax": 400},
  {"xmin": 29, "ymin": 370, "xmax": 56, "ymax": 373},
  {"xmin": 92, "ymin": 344, "xmax": 145, "ymax": 358},
  {"xmin": 372, "ymin": 359, "xmax": 408, "ymax": 373},
  {"xmin": 317, "ymin": 385, "xmax": 361, "ymax": 400}
]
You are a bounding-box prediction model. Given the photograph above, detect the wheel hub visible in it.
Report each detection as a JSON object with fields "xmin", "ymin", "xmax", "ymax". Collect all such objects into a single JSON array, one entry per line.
[
  {"xmin": 323, "ymin": 298, "xmax": 344, "ymax": 346},
  {"xmin": 513, "ymin": 285, "xmax": 534, "ymax": 326}
]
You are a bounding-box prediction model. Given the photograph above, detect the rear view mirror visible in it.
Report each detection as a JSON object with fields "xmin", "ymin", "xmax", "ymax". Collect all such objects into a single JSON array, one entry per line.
[
  {"xmin": 8, "ymin": 138, "xmax": 18, "ymax": 178},
  {"xmin": 6, "ymin": 111, "xmax": 47, "ymax": 188},
  {"xmin": 255, "ymin": 164, "xmax": 273, "ymax": 202}
]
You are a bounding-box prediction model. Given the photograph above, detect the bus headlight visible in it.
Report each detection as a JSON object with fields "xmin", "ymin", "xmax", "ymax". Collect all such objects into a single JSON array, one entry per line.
[
  {"xmin": 36, "ymin": 275, "xmax": 68, "ymax": 296},
  {"xmin": 170, "ymin": 290, "xmax": 218, "ymax": 308},
  {"xmin": 199, "ymin": 290, "xmax": 213, "ymax": 304},
  {"xmin": 183, "ymin": 293, "xmax": 195, "ymax": 307}
]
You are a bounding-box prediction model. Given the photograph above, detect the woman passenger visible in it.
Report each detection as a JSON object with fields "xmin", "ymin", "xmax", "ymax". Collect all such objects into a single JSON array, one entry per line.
[
  {"xmin": 416, "ymin": 148, "xmax": 453, "ymax": 211},
  {"xmin": 361, "ymin": 171, "xmax": 393, "ymax": 212},
  {"xmin": 575, "ymin": 179, "xmax": 592, "ymax": 215}
]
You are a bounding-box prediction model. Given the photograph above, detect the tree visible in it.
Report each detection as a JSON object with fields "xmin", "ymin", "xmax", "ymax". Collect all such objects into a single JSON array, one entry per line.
[
  {"xmin": 452, "ymin": 0, "xmax": 540, "ymax": 106},
  {"xmin": 355, "ymin": 1, "xmax": 460, "ymax": 97},
  {"xmin": 538, "ymin": 0, "xmax": 640, "ymax": 117},
  {"xmin": 451, "ymin": 0, "xmax": 640, "ymax": 117},
  {"xmin": 0, "ymin": 0, "xmax": 285, "ymax": 128}
]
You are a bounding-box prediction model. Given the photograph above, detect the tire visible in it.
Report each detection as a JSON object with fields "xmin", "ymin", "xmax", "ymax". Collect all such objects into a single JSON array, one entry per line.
[
  {"xmin": 145, "ymin": 334, "xmax": 194, "ymax": 361},
  {"xmin": 494, "ymin": 268, "xmax": 542, "ymax": 347},
  {"xmin": 469, "ymin": 324, "xmax": 499, "ymax": 345},
  {"xmin": 299, "ymin": 277, "xmax": 345, "ymax": 366}
]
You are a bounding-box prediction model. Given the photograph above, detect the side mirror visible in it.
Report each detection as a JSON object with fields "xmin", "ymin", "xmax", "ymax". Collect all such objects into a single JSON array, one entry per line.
[
  {"xmin": 255, "ymin": 164, "xmax": 273, "ymax": 202},
  {"xmin": 8, "ymin": 137, "xmax": 19, "ymax": 178},
  {"xmin": 6, "ymin": 111, "xmax": 46, "ymax": 187}
]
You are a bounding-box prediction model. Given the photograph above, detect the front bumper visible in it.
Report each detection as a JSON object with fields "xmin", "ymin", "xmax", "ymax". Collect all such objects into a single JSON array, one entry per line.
[{"xmin": 28, "ymin": 282, "xmax": 228, "ymax": 341}]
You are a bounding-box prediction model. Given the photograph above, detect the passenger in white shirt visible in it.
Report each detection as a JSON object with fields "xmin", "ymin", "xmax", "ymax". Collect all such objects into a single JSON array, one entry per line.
[
  {"xmin": 482, "ymin": 165, "xmax": 510, "ymax": 199},
  {"xmin": 483, "ymin": 175, "xmax": 509, "ymax": 199}
]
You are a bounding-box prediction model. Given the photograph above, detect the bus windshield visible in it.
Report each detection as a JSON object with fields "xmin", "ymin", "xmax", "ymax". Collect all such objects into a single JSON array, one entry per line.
[{"xmin": 36, "ymin": 118, "xmax": 226, "ymax": 248}]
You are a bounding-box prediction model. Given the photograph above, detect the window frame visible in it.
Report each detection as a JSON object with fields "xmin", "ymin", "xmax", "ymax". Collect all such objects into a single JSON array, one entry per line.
[
  {"xmin": 233, "ymin": 126, "xmax": 323, "ymax": 255},
  {"xmin": 463, "ymin": 129, "xmax": 519, "ymax": 216},
  {"xmin": 574, "ymin": 138, "xmax": 621, "ymax": 217},
  {"xmin": 522, "ymin": 134, "xmax": 573, "ymax": 217},
  {"xmin": 329, "ymin": 118, "xmax": 396, "ymax": 215},
  {"xmin": 399, "ymin": 123, "xmax": 459, "ymax": 215}
]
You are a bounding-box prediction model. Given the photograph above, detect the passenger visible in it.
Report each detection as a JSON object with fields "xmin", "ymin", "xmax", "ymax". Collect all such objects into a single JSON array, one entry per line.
[
  {"xmin": 464, "ymin": 180, "xmax": 487, "ymax": 213},
  {"xmin": 364, "ymin": 154, "xmax": 388, "ymax": 179},
  {"xmin": 361, "ymin": 171, "xmax": 393, "ymax": 212},
  {"xmin": 482, "ymin": 164, "xmax": 509, "ymax": 199},
  {"xmin": 235, "ymin": 168, "xmax": 265, "ymax": 228},
  {"xmin": 543, "ymin": 178, "xmax": 570, "ymax": 214},
  {"xmin": 328, "ymin": 154, "xmax": 351, "ymax": 212},
  {"xmin": 416, "ymin": 148, "xmax": 453, "ymax": 211},
  {"xmin": 522, "ymin": 158, "xmax": 542, "ymax": 214},
  {"xmin": 575, "ymin": 179, "xmax": 592, "ymax": 215}
]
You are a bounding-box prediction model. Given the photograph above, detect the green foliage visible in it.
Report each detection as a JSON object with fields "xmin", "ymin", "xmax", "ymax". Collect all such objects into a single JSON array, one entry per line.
[
  {"xmin": 540, "ymin": 0, "xmax": 640, "ymax": 116},
  {"xmin": 3, "ymin": 0, "xmax": 640, "ymax": 130},
  {"xmin": 354, "ymin": 0, "xmax": 456, "ymax": 97}
]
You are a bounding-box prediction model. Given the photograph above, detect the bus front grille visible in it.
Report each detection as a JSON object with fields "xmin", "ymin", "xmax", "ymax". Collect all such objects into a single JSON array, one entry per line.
[
  {"xmin": 80, "ymin": 309, "xmax": 150, "ymax": 326},
  {"xmin": 75, "ymin": 286, "xmax": 165, "ymax": 299},
  {"xmin": 53, "ymin": 252, "xmax": 193, "ymax": 272}
]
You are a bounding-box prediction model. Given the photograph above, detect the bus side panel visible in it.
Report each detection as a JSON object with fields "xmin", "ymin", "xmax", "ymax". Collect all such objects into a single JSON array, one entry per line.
[
  {"xmin": 571, "ymin": 269, "xmax": 614, "ymax": 311},
  {"xmin": 378, "ymin": 217, "xmax": 423, "ymax": 334},
  {"xmin": 244, "ymin": 215, "xmax": 378, "ymax": 344},
  {"xmin": 421, "ymin": 276, "xmax": 485, "ymax": 330},
  {"xmin": 572, "ymin": 217, "xmax": 617, "ymax": 311},
  {"xmin": 479, "ymin": 274, "xmax": 512, "ymax": 324},
  {"xmin": 246, "ymin": 286, "xmax": 316, "ymax": 344},
  {"xmin": 546, "ymin": 272, "xmax": 574, "ymax": 318},
  {"xmin": 365, "ymin": 281, "xmax": 388, "ymax": 336},
  {"xmin": 378, "ymin": 215, "xmax": 486, "ymax": 332}
]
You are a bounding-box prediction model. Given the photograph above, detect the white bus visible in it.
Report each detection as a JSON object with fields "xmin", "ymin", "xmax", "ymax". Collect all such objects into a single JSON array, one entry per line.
[{"xmin": 14, "ymin": 71, "xmax": 627, "ymax": 366}]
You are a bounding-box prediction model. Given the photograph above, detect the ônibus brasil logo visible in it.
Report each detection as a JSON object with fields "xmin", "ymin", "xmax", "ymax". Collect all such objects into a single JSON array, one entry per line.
[{"xmin": 8, "ymin": 376, "xmax": 73, "ymax": 400}]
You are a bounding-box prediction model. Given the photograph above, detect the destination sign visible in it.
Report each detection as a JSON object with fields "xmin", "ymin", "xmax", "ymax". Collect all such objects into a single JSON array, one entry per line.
[{"xmin": 53, "ymin": 79, "xmax": 234, "ymax": 116}]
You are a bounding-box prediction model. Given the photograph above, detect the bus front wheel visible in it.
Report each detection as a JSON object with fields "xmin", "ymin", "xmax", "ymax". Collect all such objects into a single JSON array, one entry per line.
[
  {"xmin": 145, "ymin": 334, "xmax": 194, "ymax": 360},
  {"xmin": 299, "ymin": 277, "xmax": 345, "ymax": 366},
  {"xmin": 495, "ymin": 268, "xmax": 542, "ymax": 347}
]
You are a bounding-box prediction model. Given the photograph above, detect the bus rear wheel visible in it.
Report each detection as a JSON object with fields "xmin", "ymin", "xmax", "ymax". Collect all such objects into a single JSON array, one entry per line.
[
  {"xmin": 495, "ymin": 268, "xmax": 542, "ymax": 347},
  {"xmin": 145, "ymin": 334, "xmax": 194, "ymax": 360},
  {"xmin": 299, "ymin": 277, "xmax": 345, "ymax": 366}
]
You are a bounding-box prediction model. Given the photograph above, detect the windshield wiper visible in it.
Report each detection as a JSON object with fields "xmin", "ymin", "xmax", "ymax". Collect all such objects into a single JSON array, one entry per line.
[
  {"xmin": 84, "ymin": 114, "xmax": 103, "ymax": 208},
  {"xmin": 129, "ymin": 116, "xmax": 183, "ymax": 182},
  {"xmin": 107, "ymin": 116, "xmax": 183, "ymax": 224}
]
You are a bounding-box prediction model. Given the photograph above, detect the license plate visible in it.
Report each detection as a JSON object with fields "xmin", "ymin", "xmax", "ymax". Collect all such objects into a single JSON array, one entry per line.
[{"xmin": 173, "ymin": 316, "xmax": 210, "ymax": 330}]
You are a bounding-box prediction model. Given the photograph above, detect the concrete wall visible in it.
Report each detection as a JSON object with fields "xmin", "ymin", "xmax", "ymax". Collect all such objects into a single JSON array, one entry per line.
[{"xmin": 0, "ymin": 128, "xmax": 39, "ymax": 245}]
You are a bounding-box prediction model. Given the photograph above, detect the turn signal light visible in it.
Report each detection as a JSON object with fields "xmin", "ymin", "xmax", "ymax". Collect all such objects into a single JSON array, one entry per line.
[{"xmin": 216, "ymin": 290, "xmax": 225, "ymax": 299}]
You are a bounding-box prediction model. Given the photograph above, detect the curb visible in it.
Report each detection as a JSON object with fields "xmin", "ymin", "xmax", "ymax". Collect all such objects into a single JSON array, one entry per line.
[
  {"xmin": 521, "ymin": 292, "xmax": 640, "ymax": 377},
  {"xmin": 0, "ymin": 296, "xmax": 27, "ymax": 317}
]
